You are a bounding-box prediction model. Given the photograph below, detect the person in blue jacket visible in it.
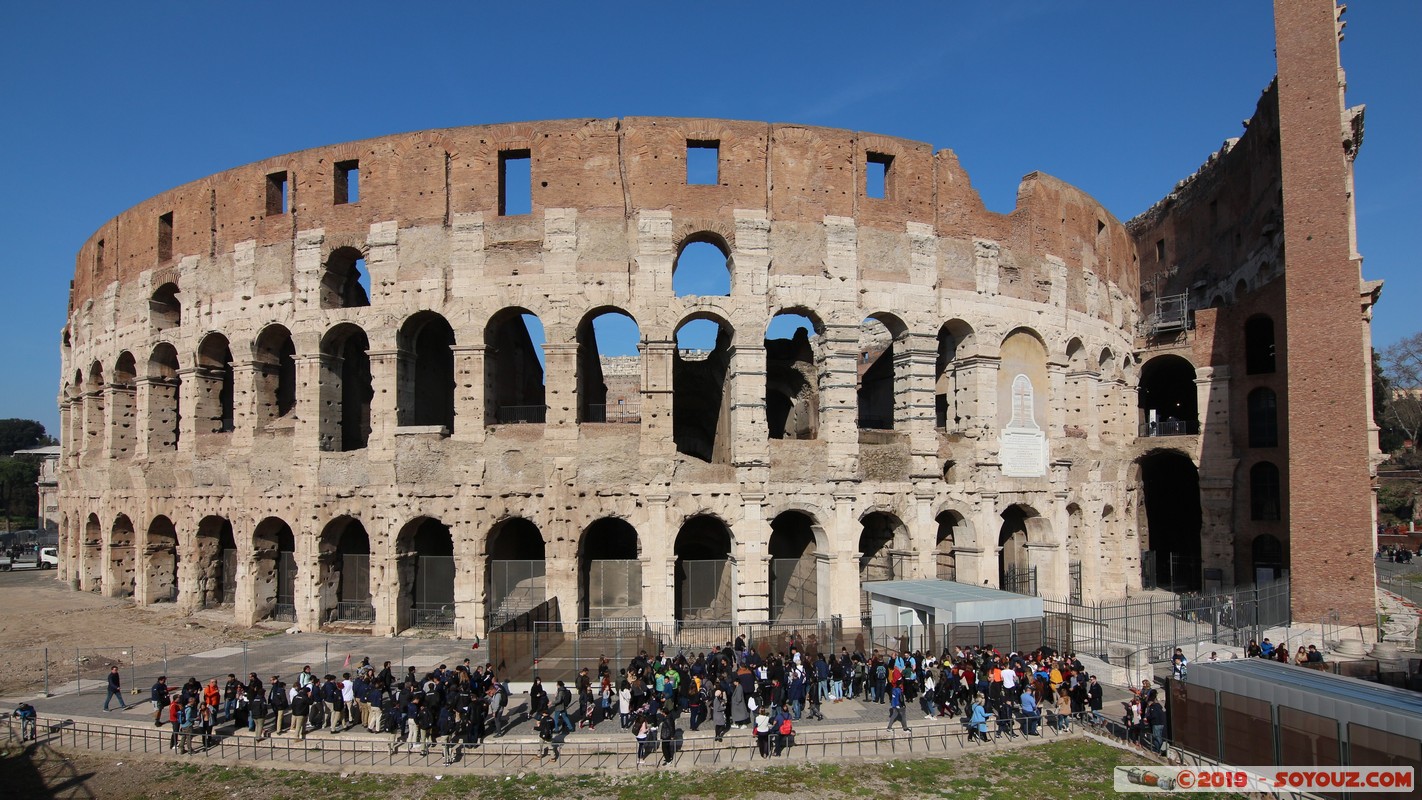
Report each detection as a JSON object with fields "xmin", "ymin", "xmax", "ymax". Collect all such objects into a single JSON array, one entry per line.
[{"xmin": 968, "ymin": 697, "xmax": 990, "ymax": 742}]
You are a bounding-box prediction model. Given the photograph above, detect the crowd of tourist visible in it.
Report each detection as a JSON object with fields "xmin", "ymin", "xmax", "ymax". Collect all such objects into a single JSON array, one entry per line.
[{"xmin": 103, "ymin": 636, "xmax": 1133, "ymax": 764}]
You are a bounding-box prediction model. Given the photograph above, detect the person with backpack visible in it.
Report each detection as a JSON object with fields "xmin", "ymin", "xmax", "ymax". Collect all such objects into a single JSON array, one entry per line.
[
  {"xmin": 266, "ymin": 676, "xmax": 289, "ymax": 736},
  {"xmin": 150, "ymin": 676, "xmax": 169, "ymax": 727},
  {"xmin": 633, "ymin": 712, "xmax": 653, "ymax": 764},
  {"xmin": 550, "ymin": 680, "xmax": 574, "ymax": 736},
  {"xmin": 885, "ymin": 681, "xmax": 911, "ymax": 733},
  {"xmin": 248, "ymin": 689, "xmax": 268, "ymax": 739},
  {"xmin": 752, "ymin": 704, "xmax": 773, "ymax": 758},
  {"xmin": 658, "ymin": 711, "xmax": 677, "ymax": 765},
  {"xmin": 289, "ymin": 687, "xmax": 309, "ymax": 741},
  {"xmin": 774, "ymin": 703, "xmax": 795, "ymax": 756},
  {"xmin": 14, "ymin": 702, "xmax": 37, "ymax": 741},
  {"xmin": 873, "ymin": 661, "xmax": 889, "ymax": 703},
  {"xmin": 178, "ymin": 696, "xmax": 198, "ymax": 754}
]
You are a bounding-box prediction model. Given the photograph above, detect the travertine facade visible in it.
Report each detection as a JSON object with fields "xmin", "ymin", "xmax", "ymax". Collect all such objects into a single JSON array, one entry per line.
[{"xmin": 56, "ymin": 0, "xmax": 1380, "ymax": 632}]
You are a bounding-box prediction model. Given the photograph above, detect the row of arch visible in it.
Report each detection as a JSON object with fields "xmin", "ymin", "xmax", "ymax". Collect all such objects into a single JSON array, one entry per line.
[
  {"xmin": 66, "ymin": 303, "xmax": 1129, "ymax": 462},
  {"xmin": 66, "ymin": 501, "xmax": 1080, "ymax": 630}
]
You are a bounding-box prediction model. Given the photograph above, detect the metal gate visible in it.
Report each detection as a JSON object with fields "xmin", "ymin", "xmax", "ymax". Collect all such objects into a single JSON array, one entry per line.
[
  {"xmin": 585, "ymin": 559, "xmax": 641, "ymax": 622},
  {"xmin": 1002, "ymin": 565, "xmax": 1037, "ymax": 596},
  {"xmin": 488, "ymin": 559, "xmax": 546, "ymax": 626},
  {"xmin": 769, "ymin": 556, "xmax": 818, "ymax": 620},
  {"xmin": 677, "ymin": 559, "xmax": 732, "ymax": 620},
  {"xmin": 273, "ymin": 552, "xmax": 297, "ymax": 621},
  {"xmin": 336, "ymin": 553, "xmax": 373, "ymax": 621},
  {"xmin": 411, "ymin": 555, "xmax": 455, "ymax": 629},
  {"xmin": 1068, "ymin": 561, "xmax": 1083, "ymax": 604}
]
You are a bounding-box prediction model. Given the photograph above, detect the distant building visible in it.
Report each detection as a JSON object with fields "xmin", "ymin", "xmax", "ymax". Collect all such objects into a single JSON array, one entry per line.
[{"xmin": 14, "ymin": 445, "xmax": 61, "ymax": 533}]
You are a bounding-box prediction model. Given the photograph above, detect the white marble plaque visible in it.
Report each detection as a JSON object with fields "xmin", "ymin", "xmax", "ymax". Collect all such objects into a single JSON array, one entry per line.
[{"xmin": 1000, "ymin": 373, "xmax": 1047, "ymax": 477}]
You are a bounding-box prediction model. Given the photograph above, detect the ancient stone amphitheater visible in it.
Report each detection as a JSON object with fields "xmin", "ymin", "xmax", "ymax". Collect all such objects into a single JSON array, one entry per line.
[{"xmin": 57, "ymin": 118, "xmax": 1146, "ymax": 640}]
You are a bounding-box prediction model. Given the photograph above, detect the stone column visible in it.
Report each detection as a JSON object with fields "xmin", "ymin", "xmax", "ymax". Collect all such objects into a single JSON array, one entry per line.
[
  {"xmin": 822, "ymin": 324, "xmax": 861, "ymax": 482},
  {"xmin": 544, "ymin": 521, "xmax": 579, "ymax": 633},
  {"xmin": 1046, "ymin": 361, "xmax": 1067, "ymax": 440},
  {"xmin": 899, "ymin": 331, "xmax": 940, "ymax": 480},
  {"xmin": 230, "ymin": 361, "xmax": 260, "ymax": 450},
  {"xmin": 542, "ymin": 341, "xmax": 579, "ymax": 435},
  {"xmin": 82, "ymin": 387, "xmax": 105, "ymax": 464},
  {"xmin": 962, "ymin": 493, "xmax": 1000, "ymax": 588},
  {"xmin": 372, "ymin": 551, "xmax": 399, "ymax": 636},
  {"xmin": 105, "ymin": 382, "xmax": 137, "ymax": 461},
  {"xmin": 912, "ymin": 489, "xmax": 937, "ymax": 579},
  {"xmin": 642, "ymin": 494, "xmax": 673, "ymax": 622},
  {"xmin": 639, "ymin": 341, "xmax": 676, "ymax": 458},
  {"xmin": 177, "ymin": 367, "xmax": 202, "ymax": 454},
  {"xmin": 292, "ymin": 354, "xmax": 322, "ymax": 454},
  {"xmin": 829, "ymin": 492, "xmax": 862, "ymax": 620},
  {"xmin": 450, "ymin": 344, "xmax": 486, "ymax": 443},
  {"xmin": 730, "ymin": 343, "xmax": 769, "ymax": 485},
  {"xmin": 735, "ymin": 494, "xmax": 770, "ymax": 625},
  {"xmin": 957, "ymin": 356, "xmax": 999, "ymax": 442},
  {"xmin": 366, "ymin": 349, "xmax": 401, "ymax": 451}
]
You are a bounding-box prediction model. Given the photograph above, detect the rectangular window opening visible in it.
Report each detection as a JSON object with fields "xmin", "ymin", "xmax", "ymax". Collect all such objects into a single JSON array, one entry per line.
[
  {"xmin": 335, "ymin": 160, "xmax": 359, "ymax": 205},
  {"xmin": 266, "ymin": 171, "xmax": 289, "ymax": 216},
  {"xmin": 866, "ymin": 152, "xmax": 893, "ymax": 199},
  {"xmin": 1155, "ymin": 238, "xmax": 1166, "ymax": 262},
  {"xmin": 686, "ymin": 140, "xmax": 719, "ymax": 185},
  {"xmin": 157, "ymin": 212, "xmax": 174, "ymax": 262},
  {"xmin": 498, "ymin": 150, "xmax": 531, "ymax": 216},
  {"xmin": 95, "ymin": 239, "xmax": 105, "ymax": 275}
]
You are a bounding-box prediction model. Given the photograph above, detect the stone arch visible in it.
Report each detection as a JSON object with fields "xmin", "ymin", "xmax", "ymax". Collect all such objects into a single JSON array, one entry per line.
[
  {"xmin": 194, "ymin": 515, "xmax": 237, "ymax": 609},
  {"xmin": 147, "ymin": 342, "xmax": 181, "ymax": 452},
  {"xmin": 318, "ymin": 516, "xmax": 373, "ymax": 624},
  {"xmin": 395, "ymin": 517, "xmax": 455, "ymax": 631},
  {"xmin": 674, "ymin": 514, "xmax": 734, "ymax": 621},
  {"xmin": 1138, "ymin": 450, "xmax": 1202, "ymax": 590},
  {"xmin": 934, "ymin": 509, "xmax": 967, "ymax": 581},
  {"xmin": 765, "ymin": 309, "xmax": 822, "ymax": 439},
  {"xmin": 485, "ymin": 307, "xmax": 547, "ymax": 425},
  {"xmin": 486, "ymin": 517, "xmax": 548, "ymax": 629},
  {"xmin": 144, "ymin": 515, "xmax": 178, "ymax": 604},
  {"xmin": 253, "ymin": 323, "xmax": 297, "ymax": 424},
  {"xmin": 936, "ymin": 319, "xmax": 976, "ymax": 428},
  {"xmin": 857, "ymin": 312, "xmax": 908, "ymax": 430},
  {"xmin": 857, "ymin": 510, "xmax": 908, "ymax": 616},
  {"xmin": 674, "ymin": 312, "xmax": 735, "ymax": 462},
  {"xmin": 1250, "ymin": 533, "xmax": 1285, "ymax": 583},
  {"xmin": 673, "ymin": 230, "xmax": 733, "ymax": 297},
  {"xmin": 397, "ymin": 311, "xmax": 456, "ymax": 430},
  {"xmin": 997, "ymin": 504, "xmax": 1043, "ymax": 592},
  {"xmin": 319, "ymin": 323, "xmax": 372, "ymax": 451},
  {"xmin": 320, "ymin": 246, "xmax": 370, "ymax": 309},
  {"xmin": 107, "ymin": 514, "xmax": 136, "ymax": 598},
  {"xmin": 998, "ymin": 329, "xmax": 1049, "ymax": 475},
  {"xmin": 150, "ymin": 282, "xmax": 181, "ymax": 331},
  {"xmin": 251, "ymin": 517, "xmax": 296, "ymax": 621},
  {"xmin": 195, "ymin": 332, "xmax": 235, "ymax": 434},
  {"xmin": 81, "ymin": 513, "xmax": 102, "ymax": 592},
  {"xmin": 1139, "ymin": 354, "xmax": 1198, "ymax": 437},
  {"xmin": 110, "ymin": 352, "xmax": 138, "ymax": 459},
  {"xmin": 578, "ymin": 518, "xmax": 642, "ymax": 622},
  {"xmin": 768, "ymin": 510, "xmax": 823, "ymax": 620},
  {"xmin": 576, "ymin": 306, "xmax": 639, "ymax": 424}
]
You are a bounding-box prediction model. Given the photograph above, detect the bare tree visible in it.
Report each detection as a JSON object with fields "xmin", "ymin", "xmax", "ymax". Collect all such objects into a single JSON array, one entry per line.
[{"xmin": 1381, "ymin": 332, "xmax": 1422, "ymax": 449}]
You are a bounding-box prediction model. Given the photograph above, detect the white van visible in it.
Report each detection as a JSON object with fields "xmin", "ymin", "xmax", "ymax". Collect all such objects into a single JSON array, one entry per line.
[{"xmin": 37, "ymin": 547, "xmax": 58, "ymax": 569}]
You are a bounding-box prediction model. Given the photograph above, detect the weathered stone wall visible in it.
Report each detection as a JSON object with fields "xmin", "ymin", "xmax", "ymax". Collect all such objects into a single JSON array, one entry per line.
[{"xmin": 60, "ymin": 117, "xmax": 1145, "ymax": 636}]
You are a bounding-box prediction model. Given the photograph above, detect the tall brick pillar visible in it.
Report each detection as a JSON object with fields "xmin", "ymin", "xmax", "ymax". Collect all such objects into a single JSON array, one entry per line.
[{"xmin": 1274, "ymin": 0, "xmax": 1377, "ymax": 626}]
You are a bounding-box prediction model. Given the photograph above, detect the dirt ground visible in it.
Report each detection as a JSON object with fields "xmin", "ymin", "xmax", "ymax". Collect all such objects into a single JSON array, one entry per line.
[{"xmin": 0, "ymin": 571, "xmax": 262, "ymax": 697}]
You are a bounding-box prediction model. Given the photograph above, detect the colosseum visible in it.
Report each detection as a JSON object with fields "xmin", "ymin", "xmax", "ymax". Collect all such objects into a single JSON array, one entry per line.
[{"xmin": 57, "ymin": 0, "xmax": 1381, "ymax": 647}]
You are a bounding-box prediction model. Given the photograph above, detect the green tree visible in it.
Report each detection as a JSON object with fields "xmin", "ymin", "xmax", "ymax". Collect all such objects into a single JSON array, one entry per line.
[
  {"xmin": 0, "ymin": 419, "xmax": 49, "ymax": 456},
  {"xmin": 1381, "ymin": 334, "xmax": 1422, "ymax": 454},
  {"xmin": 0, "ymin": 456, "xmax": 40, "ymax": 529}
]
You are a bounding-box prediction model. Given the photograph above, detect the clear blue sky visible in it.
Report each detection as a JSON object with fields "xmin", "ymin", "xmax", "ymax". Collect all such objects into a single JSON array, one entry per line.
[{"xmin": 2, "ymin": 1, "xmax": 1417, "ymax": 436}]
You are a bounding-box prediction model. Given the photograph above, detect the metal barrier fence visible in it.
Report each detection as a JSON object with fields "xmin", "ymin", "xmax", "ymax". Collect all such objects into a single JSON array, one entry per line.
[
  {"xmin": 4, "ymin": 711, "xmax": 1082, "ymax": 771},
  {"xmin": 581, "ymin": 403, "xmax": 641, "ymax": 423},
  {"xmin": 488, "ymin": 559, "xmax": 547, "ymax": 626},
  {"xmin": 1043, "ymin": 579, "xmax": 1292, "ymax": 662},
  {"xmin": 584, "ymin": 559, "xmax": 641, "ymax": 620}
]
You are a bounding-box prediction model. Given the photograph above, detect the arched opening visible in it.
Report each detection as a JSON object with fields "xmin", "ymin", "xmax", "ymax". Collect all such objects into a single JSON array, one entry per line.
[
  {"xmin": 858, "ymin": 511, "xmax": 908, "ymax": 617},
  {"xmin": 144, "ymin": 515, "xmax": 178, "ymax": 604},
  {"xmin": 318, "ymin": 517, "xmax": 372, "ymax": 624},
  {"xmin": 194, "ymin": 516, "xmax": 237, "ymax": 608},
  {"xmin": 579, "ymin": 518, "xmax": 641, "ymax": 623},
  {"xmin": 1139, "ymin": 354, "xmax": 1198, "ymax": 436},
  {"xmin": 150, "ymin": 282, "xmax": 181, "ymax": 331},
  {"xmin": 487, "ymin": 518, "xmax": 548, "ymax": 629},
  {"xmin": 82, "ymin": 513, "xmax": 103, "ymax": 592},
  {"xmin": 936, "ymin": 320, "xmax": 975, "ymax": 429},
  {"xmin": 673, "ymin": 315, "xmax": 734, "ymax": 462},
  {"xmin": 1247, "ymin": 388, "xmax": 1278, "ymax": 447},
  {"xmin": 998, "ymin": 506, "xmax": 1034, "ymax": 593},
  {"xmin": 84, "ymin": 361, "xmax": 105, "ymax": 455},
  {"xmin": 485, "ymin": 308, "xmax": 547, "ymax": 424},
  {"xmin": 320, "ymin": 247, "xmax": 371, "ymax": 309},
  {"xmin": 1250, "ymin": 461, "xmax": 1282, "ymax": 521},
  {"xmin": 768, "ymin": 511, "xmax": 820, "ymax": 621},
  {"xmin": 195, "ymin": 333, "xmax": 234, "ymax": 433},
  {"xmin": 673, "ymin": 236, "xmax": 731, "ymax": 297},
  {"xmin": 108, "ymin": 515, "xmax": 136, "ymax": 598},
  {"xmin": 576, "ymin": 308, "xmax": 639, "ymax": 423},
  {"xmin": 1066, "ymin": 504, "xmax": 1084, "ymax": 602},
  {"xmin": 396, "ymin": 517, "xmax": 455, "ymax": 631},
  {"xmin": 674, "ymin": 515, "xmax": 733, "ymax": 622},
  {"xmin": 1139, "ymin": 451, "xmax": 1203, "ymax": 590},
  {"xmin": 319, "ymin": 323, "xmax": 372, "ymax": 451},
  {"xmin": 110, "ymin": 352, "xmax": 137, "ymax": 459},
  {"xmin": 253, "ymin": 325, "xmax": 297, "ymax": 425},
  {"xmin": 765, "ymin": 312, "xmax": 821, "ymax": 440},
  {"xmin": 934, "ymin": 510, "xmax": 963, "ymax": 582},
  {"xmin": 147, "ymin": 343, "xmax": 181, "ymax": 452},
  {"xmin": 1245, "ymin": 315, "xmax": 1276, "ymax": 375},
  {"xmin": 398, "ymin": 312, "xmax": 456, "ymax": 430},
  {"xmin": 857, "ymin": 315, "xmax": 904, "ymax": 430},
  {"xmin": 252, "ymin": 518, "xmax": 297, "ymax": 622},
  {"xmin": 1251, "ymin": 533, "xmax": 1285, "ymax": 584}
]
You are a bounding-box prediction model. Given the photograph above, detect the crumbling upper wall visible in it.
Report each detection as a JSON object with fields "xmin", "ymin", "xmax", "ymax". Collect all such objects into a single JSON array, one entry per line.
[
  {"xmin": 1127, "ymin": 83, "xmax": 1285, "ymax": 306},
  {"xmin": 70, "ymin": 117, "xmax": 1138, "ymax": 317}
]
